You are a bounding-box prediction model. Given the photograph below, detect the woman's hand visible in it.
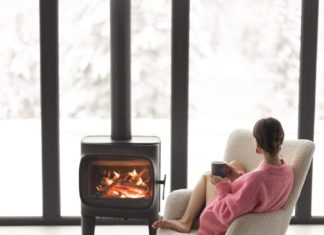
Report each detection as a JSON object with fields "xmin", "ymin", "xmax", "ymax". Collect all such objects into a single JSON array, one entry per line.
[
  {"xmin": 225, "ymin": 164, "xmax": 243, "ymax": 182},
  {"xmin": 208, "ymin": 174, "xmax": 227, "ymax": 185}
]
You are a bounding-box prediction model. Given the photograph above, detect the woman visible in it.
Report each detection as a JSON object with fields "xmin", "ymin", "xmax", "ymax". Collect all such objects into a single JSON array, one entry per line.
[{"xmin": 152, "ymin": 117, "xmax": 294, "ymax": 235}]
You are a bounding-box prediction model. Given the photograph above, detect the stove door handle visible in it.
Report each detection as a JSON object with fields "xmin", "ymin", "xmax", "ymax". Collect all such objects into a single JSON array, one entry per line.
[{"xmin": 155, "ymin": 174, "xmax": 166, "ymax": 200}]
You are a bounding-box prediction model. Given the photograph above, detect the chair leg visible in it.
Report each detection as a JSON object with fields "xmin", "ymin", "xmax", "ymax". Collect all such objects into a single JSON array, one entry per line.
[{"xmin": 82, "ymin": 216, "xmax": 95, "ymax": 235}]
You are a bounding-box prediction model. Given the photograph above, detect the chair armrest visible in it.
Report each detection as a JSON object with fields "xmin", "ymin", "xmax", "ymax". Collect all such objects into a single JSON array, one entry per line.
[
  {"xmin": 226, "ymin": 209, "xmax": 290, "ymax": 235},
  {"xmin": 163, "ymin": 189, "xmax": 192, "ymax": 220}
]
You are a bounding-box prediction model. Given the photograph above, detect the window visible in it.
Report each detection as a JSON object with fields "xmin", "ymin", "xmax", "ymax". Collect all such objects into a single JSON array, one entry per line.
[
  {"xmin": 313, "ymin": 0, "xmax": 324, "ymax": 216},
  {"xmin": 0, "ymin": 0, "xmax": 322, "ymax": 225},
  {"xmin": 188, "ymin": 0, "xmax": 301, "ymax": 188},
  {"xmin": 59, "ymin": 0, "xmax": 110, "ymax": 216},
  {"xmin": 0, "ymin": 0, "xmax": 42, "ymax": 216},
  {"xmin": 131, "ymin": 0, "xmax": 171, "ymax": 207},
  {"xmin": 59, "ymin": 0, "xmax": 172, "ymax": 215}
]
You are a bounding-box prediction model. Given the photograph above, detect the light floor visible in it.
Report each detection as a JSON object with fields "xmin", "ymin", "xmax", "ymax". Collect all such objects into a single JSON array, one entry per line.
[{"xmin": 0, "ymin": 225, "xmax": 323, "ymax": 235}]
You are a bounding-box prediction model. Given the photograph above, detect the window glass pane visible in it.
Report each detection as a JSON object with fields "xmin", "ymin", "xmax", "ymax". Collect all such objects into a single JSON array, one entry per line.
[
  {"xmin": 132, "ymin": 0, "xmax": 171, "ymax": 210},
  {"xmin": 313, "ymin": 0, "xmax": 324, "ymax": 216},
  {"xmin": 59, "ymin": 0, "xmax": 110, "ymax": 216},
  {"xmin": 60, "ymin": 0, "xmax": 172, "ymax": 216},
  {"xmin": 188, "ymin": 0, "xmax": 301, "ymax": 188},
  {"xmin": 0, "ymin": 0, "xmax": 42, "ymax": 216}
]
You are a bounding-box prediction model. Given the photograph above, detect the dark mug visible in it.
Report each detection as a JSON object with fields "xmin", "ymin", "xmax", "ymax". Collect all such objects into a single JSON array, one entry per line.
[{"xmin": 211, "ymin": 161, "xmax": 228, "ymax": 177}]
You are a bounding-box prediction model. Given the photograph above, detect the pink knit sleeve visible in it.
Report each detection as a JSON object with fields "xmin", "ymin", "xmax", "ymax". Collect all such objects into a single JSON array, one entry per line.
[
  {"xmin": 212, "ymin": 175, "xmax": 261, "ymax": 226},
  {"xmin": 216, "ymin": 179, "xmax": 232, "ymax": 194}
]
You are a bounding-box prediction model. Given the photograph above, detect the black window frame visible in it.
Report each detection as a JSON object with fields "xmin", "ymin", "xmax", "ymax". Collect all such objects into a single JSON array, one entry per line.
[{"xmin": 0, "ymin": 0, "xmax": 322, "ymax": 226}]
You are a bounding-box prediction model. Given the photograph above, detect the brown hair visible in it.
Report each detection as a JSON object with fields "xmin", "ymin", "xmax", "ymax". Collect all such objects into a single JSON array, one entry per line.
[{"xmin": 253, "ymin": 117, "xmax": 284, "ymax": 156}]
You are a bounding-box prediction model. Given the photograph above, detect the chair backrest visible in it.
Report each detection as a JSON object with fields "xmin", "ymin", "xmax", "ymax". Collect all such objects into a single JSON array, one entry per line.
[{"xmin": 223, "ymin": 129, "xmax": 315, "ymax": 235}]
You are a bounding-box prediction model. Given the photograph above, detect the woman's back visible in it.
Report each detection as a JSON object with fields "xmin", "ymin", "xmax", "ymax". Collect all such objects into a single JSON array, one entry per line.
[
  {"xmin": 198, "ymin": 159, "xmax": 294, "ymax": 235},
  {"xmin": 232, "ymin": 159, "xmax": 294, "ymax": 212}
]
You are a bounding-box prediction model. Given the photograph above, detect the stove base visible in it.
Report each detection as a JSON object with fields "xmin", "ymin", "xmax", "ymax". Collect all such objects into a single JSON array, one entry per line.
[{"xmin": 81, "ymin": 216, "xmax": 158, "ymax": 235}]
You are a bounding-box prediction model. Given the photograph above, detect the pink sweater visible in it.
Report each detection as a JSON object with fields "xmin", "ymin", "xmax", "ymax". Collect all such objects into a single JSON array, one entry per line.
[{"xmin": 198, "ymin": 160, "xmax": 294, "ymax": 235}]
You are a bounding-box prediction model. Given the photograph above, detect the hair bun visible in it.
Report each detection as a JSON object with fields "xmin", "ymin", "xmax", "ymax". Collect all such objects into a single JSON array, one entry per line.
[{"xmin": 253, "ymin": 117, "xmax": 284, "ymax": 156}]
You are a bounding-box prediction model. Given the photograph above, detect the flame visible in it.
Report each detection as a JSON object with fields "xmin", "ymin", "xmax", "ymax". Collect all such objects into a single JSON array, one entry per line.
[
  {"xmin": 113, "ymin": 171, "xmax": 120, "ymax": 179},
  {"xmin": 136, "ymin": 177, "xmax": 143, "ymax": 186},
  {"xmin": 95, "ymin": 167, "xmax": 151, "ymax": 199},
  {"xmin": 128, "ymin": 169, "xmax": 138, "ymax": 180}
]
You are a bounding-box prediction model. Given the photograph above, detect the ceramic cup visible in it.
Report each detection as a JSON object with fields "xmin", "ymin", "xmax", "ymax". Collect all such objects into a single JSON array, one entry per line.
[{"xmin": 211, "ymin": 161, "xmax": 228, "ymax": 177}]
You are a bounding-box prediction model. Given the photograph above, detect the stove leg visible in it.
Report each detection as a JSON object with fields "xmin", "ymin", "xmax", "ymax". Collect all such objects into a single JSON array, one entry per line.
[
  {"xmin": 148, "ymin": 224, "xmax": 156, "ymax": 235},
  {"xmin": 148, "ymin": 218, "xmax": 158, "ymax": 235},
  {"xmin": 82, "ymin": 216, "xmax": 95, "ymax": 235}
]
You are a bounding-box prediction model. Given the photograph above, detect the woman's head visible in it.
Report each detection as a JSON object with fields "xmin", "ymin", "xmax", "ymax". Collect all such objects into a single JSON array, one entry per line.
[{"xmin": 253, "ymin": 117, "xmax": 284, "ymax": 156}]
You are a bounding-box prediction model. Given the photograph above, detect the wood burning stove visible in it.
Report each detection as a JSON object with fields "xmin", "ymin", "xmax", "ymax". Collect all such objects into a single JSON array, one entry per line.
[
  {"xmin": 79, "ymin": 1, "xmax": 166, "ymax": 234},
  {"xmin": 80, "ymin": 136, "xmax": 164, "ymax": 235}
]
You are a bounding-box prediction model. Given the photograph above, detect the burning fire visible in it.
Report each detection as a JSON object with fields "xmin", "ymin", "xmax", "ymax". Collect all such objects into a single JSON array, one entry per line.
[{"xmin": 95, "ymin": 168, "xmax": 151, "ymax": 199}]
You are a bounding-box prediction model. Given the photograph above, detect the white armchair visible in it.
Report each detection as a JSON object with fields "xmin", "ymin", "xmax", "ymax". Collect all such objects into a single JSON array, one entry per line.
[{"xmin": 157, "ymin": 129, "xmax": 315, "ymax": 235}]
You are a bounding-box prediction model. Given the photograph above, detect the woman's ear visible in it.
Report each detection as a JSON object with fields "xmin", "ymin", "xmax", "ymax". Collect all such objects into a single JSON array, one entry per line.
[
  {"xmin": 254, "ymin": 138, "xmax": 262, "ymax": 154},
  {"xmin": 256, "ymin": 146, "xmax": 261, "ymax": 154}
]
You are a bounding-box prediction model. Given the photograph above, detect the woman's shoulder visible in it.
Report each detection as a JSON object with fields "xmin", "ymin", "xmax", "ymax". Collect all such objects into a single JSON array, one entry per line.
[
  {"xmin": 235, "ymin": 169, "xmax": 265, "ymax": 184},
  {"xmin": 236, "ymin": 160, "xmax": 292, "ymax": 181}
]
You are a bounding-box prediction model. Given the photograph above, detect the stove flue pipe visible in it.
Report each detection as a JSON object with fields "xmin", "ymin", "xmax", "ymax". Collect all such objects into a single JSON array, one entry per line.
[{"xmin": 110, "ymin": 0, "xmax": 131, "ymax": 140}]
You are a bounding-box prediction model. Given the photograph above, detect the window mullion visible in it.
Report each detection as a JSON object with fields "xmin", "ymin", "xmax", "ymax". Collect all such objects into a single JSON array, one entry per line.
[
  {"xmin": 295, "ymin": 0, "xmax": 319, "ymax": 223},
  {"xmin": 40, "ymin": 0, "xmax": 61, "ymax": 221}
]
